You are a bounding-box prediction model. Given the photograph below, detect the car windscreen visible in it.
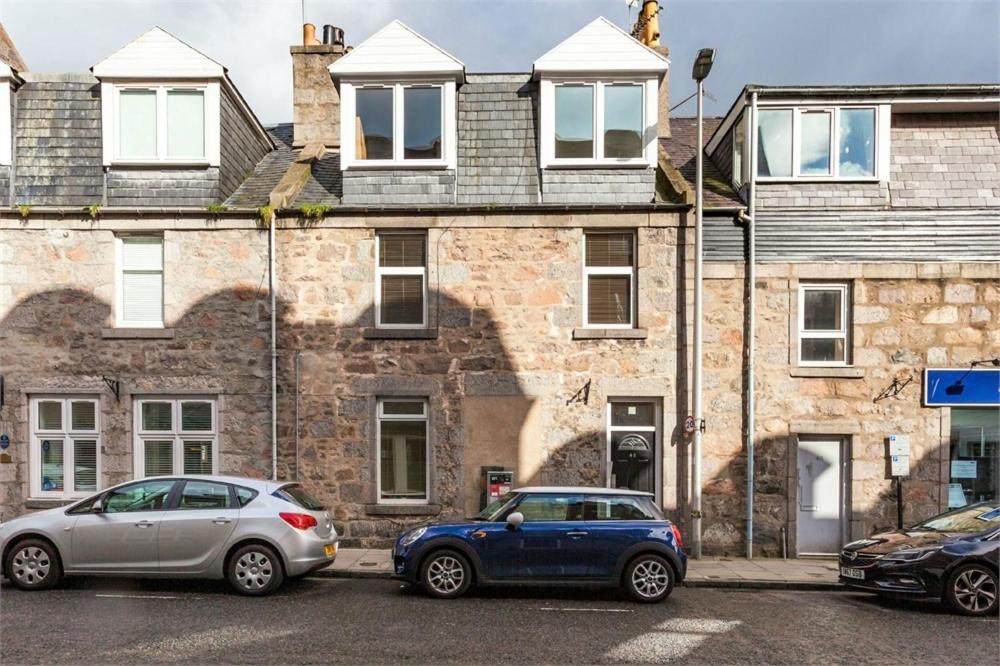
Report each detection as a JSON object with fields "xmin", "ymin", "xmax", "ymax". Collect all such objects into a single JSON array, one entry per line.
[
  {"xmin": 273, "ymin": 484, "xmax": 325, "ymax": 511},
  {"xmin": 916, "ymin": 503, "xmax": 1000, "ymax": 533},
  {"xmin": 475, "ymin": 492, "xmax": 517, "ymax": 521}
]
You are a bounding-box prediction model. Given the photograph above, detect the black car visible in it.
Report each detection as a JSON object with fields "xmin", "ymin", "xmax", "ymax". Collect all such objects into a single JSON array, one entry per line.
[{"xmin": 839, "ymin": 502, "xmax": 1000, "ymax": 615}]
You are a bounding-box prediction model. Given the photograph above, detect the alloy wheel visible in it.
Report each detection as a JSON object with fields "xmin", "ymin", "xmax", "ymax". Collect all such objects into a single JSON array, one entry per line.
[
  {"xmin": 953, "ymin": 569, "xmax": 997, "ymax": 614},
  {"xmin": 427, "ymin": 555, "xmax": 465, "ymax": 595},
  {"xmin": 11, "ymin": 546, "xmax": 51, "ymax": 586},
  {"xmin": 234, "ymin": 551, "xmax": 274, "ymax": 591},
  {"xmin": 631, "ymin": 559, "xmax": 670, "ymax": 599}
]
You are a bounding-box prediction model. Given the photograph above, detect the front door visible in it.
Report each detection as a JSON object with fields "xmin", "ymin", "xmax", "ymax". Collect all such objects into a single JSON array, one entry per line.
[
  {"xmin": 796, "ymin": 438, "xmax": 846, "ymax": 555},
  {"xmin": 70, "ymin": 479, "xmax": 176, "ymax": 572},
  {"xmin": 157, "ymin": 480, "xmax": 240, "ymax": 573},
  {"xmin": 607, "ymin": 400, "xmax": 659, "ymax": 500}
]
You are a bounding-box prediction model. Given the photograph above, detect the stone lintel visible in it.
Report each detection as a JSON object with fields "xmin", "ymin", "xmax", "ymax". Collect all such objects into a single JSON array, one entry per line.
[
  {"xmin": 789, "ymin": 420, "xmax": 862, "ymax": 435},
  {"xmin": 789, "ymin": 367, "xmax": 865, "ymax": 379},
  {"xmin": 573, "ymin": 328, "xmax": 649, "ymax": 340},
  {"xmin": 101, "ymin": 328, "xmax": 175, "ymax": 340}
]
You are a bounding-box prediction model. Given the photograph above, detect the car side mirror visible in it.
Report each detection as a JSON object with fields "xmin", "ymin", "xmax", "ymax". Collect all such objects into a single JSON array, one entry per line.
[
  {"xmin": 91, "ymin": 498, "xmax": 104, "ymax": 513},
  {"xmin": 506, "ymin": 512, "xmax": 524, "ymax": 531}
]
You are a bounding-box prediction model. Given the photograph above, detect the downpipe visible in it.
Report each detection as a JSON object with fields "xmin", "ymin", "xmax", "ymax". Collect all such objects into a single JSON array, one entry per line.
[
  {"xmin": 744, "ymin": 91, "xmax": 759, "ymax": 559},
  {"xmin": 270, "ymin": 218, "xmax": 278, "ymax": 481}
]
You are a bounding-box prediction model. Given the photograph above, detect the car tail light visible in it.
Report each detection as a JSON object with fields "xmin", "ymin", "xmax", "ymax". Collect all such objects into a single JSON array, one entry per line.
[
  {"xmin": 671, "ymin": 523, "xmax": 683, "ymax": 548},
  {"xmin": 280, "ymin": 512, "xmax": 318, "ymax": 530}
]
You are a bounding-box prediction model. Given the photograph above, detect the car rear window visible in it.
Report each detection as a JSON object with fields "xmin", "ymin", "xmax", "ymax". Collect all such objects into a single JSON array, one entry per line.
[
  {"xmin": 273, "ymin": 484, "xmax": 325, "ymax": 511},
  {"xmin": 235, "ymin": 486, "xmax": 258, "ymax": 507},
  {"xmin": 588, "ymin": 495, "xmax": 660, "ymax": 520}
]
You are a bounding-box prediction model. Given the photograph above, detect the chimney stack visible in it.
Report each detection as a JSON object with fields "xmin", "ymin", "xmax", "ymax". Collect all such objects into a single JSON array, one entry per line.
[
  {"xmin": 290, "ymin": 24, "xmax": 346, "ymax": 149},
  {"xmin": 632, "ymin": 1, "xmax": 669, "ymax": 138}
]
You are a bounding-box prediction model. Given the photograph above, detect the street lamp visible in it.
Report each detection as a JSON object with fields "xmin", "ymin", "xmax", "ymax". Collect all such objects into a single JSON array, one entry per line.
[{"xmin": 691, "ymin": 47, "xmax": 714, "ymax": 560}]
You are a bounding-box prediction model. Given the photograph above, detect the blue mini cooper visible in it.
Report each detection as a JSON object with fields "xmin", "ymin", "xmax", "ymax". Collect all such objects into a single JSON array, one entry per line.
[{"xmin": 392, "ymin": 487, "xmax": 686, "ymax": 602}]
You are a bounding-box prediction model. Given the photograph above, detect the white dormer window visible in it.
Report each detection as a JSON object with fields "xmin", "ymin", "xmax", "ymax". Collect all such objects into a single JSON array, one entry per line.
[
  {"xmin": 0, "ymin": 64, "xmax": 14, "ymax": 166},
  {"xmin": 331, "ymin": 21, "xmax": 464, "ymax": 170},
  {"xmin": 534, "ymin": 17, "xmax": 668, "ymax": 169}
]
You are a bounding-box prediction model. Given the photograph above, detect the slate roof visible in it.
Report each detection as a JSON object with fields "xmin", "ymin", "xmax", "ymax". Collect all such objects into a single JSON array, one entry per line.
[{"xmin": 660, "ymin": 117, "xmax": 744, "ymax": 208}]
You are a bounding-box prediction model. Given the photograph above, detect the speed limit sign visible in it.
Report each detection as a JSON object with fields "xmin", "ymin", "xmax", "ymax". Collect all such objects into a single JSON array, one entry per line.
[{"xmin": 683, "ymin": 416, "xmax": 697, "ymax": 434}]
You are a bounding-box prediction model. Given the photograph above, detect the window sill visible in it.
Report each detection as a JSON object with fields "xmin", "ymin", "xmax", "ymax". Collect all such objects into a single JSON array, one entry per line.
[
  {"xmin": 790, "ymin": 366, "xmax": 865, "ymax": 379},
  {"xmin": 363, "ymin": 328, "xmax": 438, "ymax": 340},
  {"xmin": 102, "ymin": 327, "xmax": 174, "ymax": 340},
  {"xmin": 25, "ymin": 498, "xmax": 74, "ymax": 510},
  {"xmin": 573, "ymin": 328, "xmax": 648, "ymax": 340},
  {"xmin": 757, "ymin": 177, "xmax": 881, "ymax": 184},
  {"xmin": 364, "ymin": 503, "xmax": 441, "ymax": 516}
]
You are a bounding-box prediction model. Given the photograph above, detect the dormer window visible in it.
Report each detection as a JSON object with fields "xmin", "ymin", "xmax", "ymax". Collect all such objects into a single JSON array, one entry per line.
[
  {"xmin": 115, "ymin": 85, "xmax": 210, "ymax": 162},
  {"xmin": 353, "ymin": 83, "xmax": 444, "ymax": 163},
  {"xmin": 550, "ymin": 81, "xmax": 648, "ymax": 163}
]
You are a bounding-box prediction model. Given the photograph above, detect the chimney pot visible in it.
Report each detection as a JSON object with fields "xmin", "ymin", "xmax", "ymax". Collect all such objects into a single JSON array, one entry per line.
[
  {"xmin": 302, "ymin": 23, "xmax": 320, "ymax": 46},
  {"xmin": 322, "ymin": 25, "xmax": 344, "ymax": 46}
]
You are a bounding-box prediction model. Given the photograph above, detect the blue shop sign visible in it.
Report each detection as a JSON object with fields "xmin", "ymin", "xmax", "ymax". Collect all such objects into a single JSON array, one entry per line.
[{"xmin": 924, "ymin": 368, "xmax": 1000, "ymax": 407}]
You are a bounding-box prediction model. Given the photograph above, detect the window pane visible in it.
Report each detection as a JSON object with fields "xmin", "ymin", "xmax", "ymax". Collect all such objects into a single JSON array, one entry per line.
[
  {"xmin": 555, "ymin": 85, "xmax": 594, "ymax": 159},
  {"xmin": 382, "ymin": 400, "xmax": 425, "ymax": 416},
  {"xmin": 733, "ymin": 118, "xmax": 745, "ymax": 185},
  {"xmin": 589, "ymin": 495, "xmax": 656, "ymax": 520},
  {"xmin": 105, "ymin": 480, "xmax": 174, "ymax": 513},
  {"xmin": 142, "ymin": 402, "xmax": 173, "ymax": 431},
  {"xmin": 839, "ymin": 108, "xmax": 875, "ymax": 177},
  {"xmin": 803, "ymin": 289, "xmax": 843, "ymax": 330},
  {"xmin": 236, "ymin": 487, "xmax": 257, "ymax": 507},
  {"xmin": 181, "ymin": 402, "xmax": 212, "ymax": 431},
  {"xmin": 949, "ymin": 408, "xmax": 999, "ymax": 506},
  {"xmin": 381, "ymin": 275, "xmax": 424, "ymax": 325},
  {"xmin": 74, "ymin": 439, "xmax": 98, "ymax": 492},
  {"xmin": 167, "ymin": 90, "xmax": 205, "ymax": 158},
  {"xmin": 379, "ymin": 234, "xmax": 426, "ymax": 267},
  {"xmin": 604, "ymin": 84, "xmax": 643, "ymax": 158},
  {"xmin": 800, "ymin": 111, "xmax": 832, "ymax": 175},
  {"xmin": 71, "ymin": 401, "xmax": 96, "ymax": 431},
  {"xmin": 37, "ymin": 401, "xmax": 62, "ymax": 430},
  {"xmin": 588, "ymin": 275, "xmax": 631, "ymax": 325},
  {"xmin": 801, "ymin": 338, "xmax": 845, "ymax": 363},
  {"xmin": 121, "ymin": 237, "xmax": 163, "ymax": 270},
  {"xmin": 586, "ymin": 233, "xmax": 633, "ymax": 267},
  {"xmin": 183, "ymin": 441, "xmax": 213, "ymax": 475},
  {"xmin": 40, "ymin": 438, "xmax": 64, "ymax": 492},
  {"xmin": 757, "ymin": 109, "xmax": 792, "ymax": 177},
  {"xmin": 403, "ymin": 87, "xmax": 442, "ymax": 160},
  {"xmin": 516, "ymin": 494, "xmax": 584, "ymax": 522},
  {"xmin": 611, "ymin": 402, "xmax": 655, "ymax": 427},
  {"xmin": 122, "ymin": 271, "xmax": 163, "ymax": 323},
  {"xmin": 178, "ymin": 481, "xmax": 231, "ymax": 509},
  {"xmin": 120, "ymin": 89, "xmax": 157, "ymax": 158},
  {"xmin": 380, "ymin": 420, "xmax": 427, "ymax": 499},
  {"xmin": 356, "ymin": 87, "xmax": 393, "ymax": 160},
  {"xmin": 144, "ymin": 440, "xmax": 174, "ymax": 476}
]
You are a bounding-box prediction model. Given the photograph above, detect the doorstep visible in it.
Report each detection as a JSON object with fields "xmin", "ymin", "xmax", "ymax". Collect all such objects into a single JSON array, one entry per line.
[{"xmin": 312, "ymin": 550, "xmax": 844, "ymax": 590}]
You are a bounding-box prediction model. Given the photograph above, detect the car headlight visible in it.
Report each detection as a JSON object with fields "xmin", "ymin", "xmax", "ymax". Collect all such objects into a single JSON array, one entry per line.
[
  {"xmin": 400, "ymin": 526, "xmax": 427, "ymax": 547},
  {"xmin": 884, "ymin": 546, "xmax": 941, "ymax": 562}
]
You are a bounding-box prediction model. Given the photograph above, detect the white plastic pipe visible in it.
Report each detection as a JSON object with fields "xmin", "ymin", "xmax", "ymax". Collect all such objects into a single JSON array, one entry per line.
[
  {"xmin": 270, "ymin": 218, "xmax": 278, "ymax": 481},
  {"xmin": 746, "ymin": 91, "xmax": 759, "ymax": 559}
]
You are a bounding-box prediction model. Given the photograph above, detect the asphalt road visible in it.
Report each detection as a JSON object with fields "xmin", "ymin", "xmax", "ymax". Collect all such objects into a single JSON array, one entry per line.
[{"xmin": 0, "ymin": 577, "xmax": 996, "ymax": 665}]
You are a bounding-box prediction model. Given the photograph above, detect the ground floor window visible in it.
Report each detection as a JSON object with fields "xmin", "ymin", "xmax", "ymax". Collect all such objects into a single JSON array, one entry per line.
[
  {"xmin": 377, "ymin": 398, "xmax": 428, "ymax": 502},
  {"xmin": 134, "ymin": 397, "xmax": 217, "ymax": 477},
  {"xmin": 607, "ymin": 399, "xmax": 658, "ymax": 496},
  {"xmin": 29, "ymin": 396, "xmax": 100, "ymax": 498},
  {"xmin": 949, "ymin": 408, "xmax": 1000, "ymax": 507}
]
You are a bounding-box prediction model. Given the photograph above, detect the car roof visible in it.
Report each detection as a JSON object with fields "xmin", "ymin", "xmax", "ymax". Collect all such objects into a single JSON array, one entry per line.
[
  {"xmin": 123, "ymin": 475, "xmax": 295, "ymax": 493},
  {"xmin": 514, "ymin": 486, "xmax": 654, "ymax": 497}
]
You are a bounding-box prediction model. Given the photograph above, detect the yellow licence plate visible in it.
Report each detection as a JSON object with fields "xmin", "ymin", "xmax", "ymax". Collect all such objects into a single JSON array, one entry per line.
[{"xmin": 324, "ymin": 543, "xmax": 338, "ymax": 557}]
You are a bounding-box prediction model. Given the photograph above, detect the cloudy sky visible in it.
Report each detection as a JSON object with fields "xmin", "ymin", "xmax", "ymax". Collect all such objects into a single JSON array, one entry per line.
[{"xmin": 2, "ymin": 0, "xmax": 997, "ymax": 124}]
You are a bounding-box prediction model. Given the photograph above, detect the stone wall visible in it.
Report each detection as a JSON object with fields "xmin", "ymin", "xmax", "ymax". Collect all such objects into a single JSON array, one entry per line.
[
  {"xmin": 700, "ymin": 261, "xmax": 1000, "ymax": 555},
  {"xmin": 0, "ymin": 219, "xmax": 272, "ymax": 519}
]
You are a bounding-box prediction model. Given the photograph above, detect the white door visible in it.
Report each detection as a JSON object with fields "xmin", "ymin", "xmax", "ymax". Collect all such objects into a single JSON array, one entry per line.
[{"xmin": 796, "ymin": 438, "xmax": 845, "ymax": 554}]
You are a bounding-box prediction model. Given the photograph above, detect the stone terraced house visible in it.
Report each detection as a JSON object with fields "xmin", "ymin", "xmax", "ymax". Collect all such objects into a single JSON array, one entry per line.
[{"xmin": 0, "ymin": 15, "xmax": 997, "ymax": 555}]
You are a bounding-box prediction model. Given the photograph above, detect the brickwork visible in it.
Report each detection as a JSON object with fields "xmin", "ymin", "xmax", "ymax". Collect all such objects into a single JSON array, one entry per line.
[{"xmin": 541, "ymin": 169, "xmax": 656, "ymax": 204}]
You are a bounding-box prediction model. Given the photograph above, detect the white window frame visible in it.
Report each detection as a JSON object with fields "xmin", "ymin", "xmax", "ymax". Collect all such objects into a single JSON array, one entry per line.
[
  {"xmin": 0, "ymin": 78, "xmax": 11, "ymax": 166},
  {"xmin": 798, "ymin": 282, "xmax": 851, "ymax": 367},
  {"xmin": 29, "ymin": 396, "xmax": 102, "ymax": 499},
  {"xmin": 731, "ymin": 111, "xmax": 747, "ymax": 188},
  {"xmin": 606, "ymin": 398, "xmax": 662, "ymax": 504},
  {"xmin": 376, "ymin": 398, "xmax": 430, "ymax": 504},
  {"xmin": 101, "ymin": 81, "xmax": 220, "ymax": 166},
  {"xmin": 375, "ymin": 231, "xmax": 428, "ymax": 329},
  {"xmin": 340, "ymin": 80, "xmax": 456, "ymax": 170},
  {"xmin": 756, "ymin": 105, "xmax": 884, "ymax": 182},
  {"xmin": 582, "ymin": 231, "xmax": 637, "ymax": 329},
  {"xmin": 133, "ymin": 397, "xmax": 218, "ymax": 478},
  {"xmin": 115, "ymin": 234, "xmax": 165, "ymax": 328},
  {"xmin": 540, "ymin": 77, "xmax": 658, "ymax": 169}
]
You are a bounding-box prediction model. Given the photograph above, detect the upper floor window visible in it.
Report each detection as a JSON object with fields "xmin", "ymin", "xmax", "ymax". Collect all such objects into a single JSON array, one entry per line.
[
  {"xmin": 758, "ymin": 107, "xmax": 878, "ymax": 180},
  {"xmin": 116, "ymin": 235, "xmax": 164, "ymax": 328},
  {"xmin": 798, "ymin": 283, "xmax": 851, "ymax": 366},
  {"xmin": 542, "ymin": 79, "xmax": 657, "ymax": 167},
  {"xmin": 111, "ymin": 85, "xmax": 212, "ymax": 163},
  {"xmin": 30, "ymin": 396, "xmax": 100, "ymax": 499},
  {"xmin": 376, "ymin": 232, "xmax": 428, "ymax": 328},
  {"xmin": 583, "ymin": 231, "xmax": 636, "ymax": 328}
]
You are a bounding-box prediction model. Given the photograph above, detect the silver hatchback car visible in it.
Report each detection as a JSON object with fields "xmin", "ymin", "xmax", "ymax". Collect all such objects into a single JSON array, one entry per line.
[{"xmin": 0, "ymin": 475, "xmax": 338, "ymax": 596}]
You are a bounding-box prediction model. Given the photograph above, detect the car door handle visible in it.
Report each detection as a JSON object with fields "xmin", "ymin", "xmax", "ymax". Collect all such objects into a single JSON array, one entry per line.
[
  {"xmin": 134, "ymin": 520, "xmax": 155, "ymax": 528},
  {"xmin": 212, "ymin": 517, "xmax": 233, "ymax": 525},
  {"xmin": 567, "ymin": 531, "xmax": 588, "ymax": 538}
]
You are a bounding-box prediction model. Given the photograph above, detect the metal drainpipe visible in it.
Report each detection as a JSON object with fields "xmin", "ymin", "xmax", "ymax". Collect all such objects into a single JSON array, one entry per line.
[
  {"xmin": 745, "ymin": 91, "xmax": 759, "ymax": 559},
  {"xmin": 691, "ymin": 77, "xmax": 705, "ymax": 560},
  {"xmin": 270, "ymin": 218, "xmax": 278, "ymax": 481},
  {"xmin": 294, "ymin": 351, "xmax": 300, "ymax": 480}
]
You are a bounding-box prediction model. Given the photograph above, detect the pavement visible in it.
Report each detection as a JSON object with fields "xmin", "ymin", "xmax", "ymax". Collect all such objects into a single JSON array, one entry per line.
[
  {"xmin": 1, "ymin": 576, "xmax": 995, "ymax": 664},
  {"xmin": 320, "ymin": 549, "xmax": 842, "ymax": 589}
]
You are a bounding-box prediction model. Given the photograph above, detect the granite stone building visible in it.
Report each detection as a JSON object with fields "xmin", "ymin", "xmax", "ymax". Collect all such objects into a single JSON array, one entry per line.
[{"xmin": 1, "ymin": 15, "xmax": 997, "ymax": 556}]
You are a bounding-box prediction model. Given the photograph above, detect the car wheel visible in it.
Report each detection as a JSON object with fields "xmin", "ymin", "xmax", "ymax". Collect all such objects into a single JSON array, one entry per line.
[
  {"xmin": 944, "ymin": 564, "xmax": 998, "ymax": 616},
  {"xmin": 227, "ymin": 543, "xmax": 284, "ymax": 596},
  {"xmin": 420, "ymin": 549, "xmax": 472, "ymax": 599},
  {"xmin": 624, "ymin": 554, "xmax": 675, "ymax": 603},
  {"xmin": 5, "ymin": 539, "xmax": 63, "ymax": 591}
]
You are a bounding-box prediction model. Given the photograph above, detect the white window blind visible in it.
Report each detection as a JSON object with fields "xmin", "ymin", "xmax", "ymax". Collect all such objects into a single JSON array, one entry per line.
[
  {"xmin": 119, "ymin": 237, "xmax": 163, "ymax": 326},
  {"xmin": 167, "ymin": 90, "xmax": 205, "ymax": 159},
  {"xmin": 135, "ymin": 398, "xmax": 217, "ymax": 477},
  {"xmin": 30, "ymin": 396, "xmax": 101, "ymax": 498},
  {"xmin": 120, "ymin": 89, "xmax": 157, "ymax": 159}
]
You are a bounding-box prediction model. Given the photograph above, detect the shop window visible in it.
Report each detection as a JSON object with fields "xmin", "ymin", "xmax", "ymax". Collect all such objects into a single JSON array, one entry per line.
[
  {"xmin": 134, "ymin": 397, "xmax": 217, "ymax": 477},
  {"xmin": 30, "ymin": 397, "xmax": 100, "ymax": 498},
  {"xmin": 584, "ymin": 232, "xmax": 636, "ymax": 328},
  {"xmin": 798, "ymin": 283, "xmax": 850, "ymax": 366},
  {"xmin": 376, "ymin": 232, "xmax": 427, "ymax": 327},
  {"xmin": 377, "ymin": 399, "xmax": 428, "ymax": 502},
  {"xmin": 949, "ymin": 408, "xmax": 1000, "ymax": 507}
]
